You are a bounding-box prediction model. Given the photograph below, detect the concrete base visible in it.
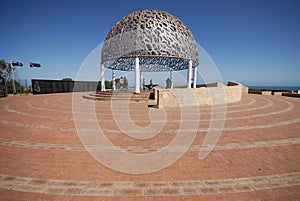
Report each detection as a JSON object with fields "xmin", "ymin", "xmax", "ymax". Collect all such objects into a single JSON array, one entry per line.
[
  {"xmin": 274, "ymin": 92, "xmax": 283, "ymax": 96},
  {"xmin": 154, "ymin": 81, "xmax": 244, "ymax": 107},
  {"xmin": 262, "ymin": 91, "xmax": 272, "ymax": 95}
]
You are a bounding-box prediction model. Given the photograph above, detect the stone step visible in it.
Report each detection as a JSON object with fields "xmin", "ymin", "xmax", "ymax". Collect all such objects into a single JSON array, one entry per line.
[
  {"xmin": 93, "ymin": 92, "xmax": 150, "ymax": 98},
  {"xmin": 83, "ymin": 91, "xmax": 154, "ymax": 102}
]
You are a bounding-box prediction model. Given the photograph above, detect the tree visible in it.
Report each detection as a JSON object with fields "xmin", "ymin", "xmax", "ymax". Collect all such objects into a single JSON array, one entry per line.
[
  {"xmin": 62, "ymin": 78, "xmax": 73, "ymax": 81},
  {"xmin": 0, "ymin": 59, "xmax": 13, "ymax": 81},
  {"xmin": 0, "ymin": 59, "xmax": 20, "ymax": 94},
  {"xmin": 5, "ymin": 79, "xmax": 23, "ymax": 94},
  {"xmin": 105, "ymin": 80, "xmax": 112, "ymax": 89}
]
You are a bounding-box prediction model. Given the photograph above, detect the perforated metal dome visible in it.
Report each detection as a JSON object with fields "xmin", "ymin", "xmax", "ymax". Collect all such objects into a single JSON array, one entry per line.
[{"xmin": 101, "ymin": 9, "xmax": 199, "ymax": 72}]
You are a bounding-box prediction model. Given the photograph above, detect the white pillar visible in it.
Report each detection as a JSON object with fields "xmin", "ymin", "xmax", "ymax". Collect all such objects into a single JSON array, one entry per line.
[
  {"xmin": 187, "ymin": 60, "xmax": 192, "ymax": 88},
  {"xmin": 140, "ymin": 70, "xmax": 143, "ymax": 91},
  {"xmin": 112, "ymin": 69, "xmax": 116, "ymax": 90},
  {"xmin": 135, "ymin": 57, "xmax": 140, "ymax": 93},
  {"xmin": 193, "ymin": 66, "xmax": 197, "ymax": 88},
  {"xmin": 170, "ymin": 69, "xmax": 173, "ymax": 89},
  {"xmin": 100, "ymin": 63, "xmax": 105, "ymax": 91}
]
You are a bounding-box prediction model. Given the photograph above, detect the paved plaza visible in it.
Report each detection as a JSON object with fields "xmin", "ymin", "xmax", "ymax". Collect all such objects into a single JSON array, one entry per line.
[{"xmin": 0, "ymin": 93, "xmax": 299, "ymax": 200}]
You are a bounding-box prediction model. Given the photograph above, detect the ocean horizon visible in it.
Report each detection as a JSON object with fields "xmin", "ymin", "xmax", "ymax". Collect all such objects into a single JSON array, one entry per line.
[{"xmin": 249, "ymin": 86, "xmax": 300, "ymax": 91}]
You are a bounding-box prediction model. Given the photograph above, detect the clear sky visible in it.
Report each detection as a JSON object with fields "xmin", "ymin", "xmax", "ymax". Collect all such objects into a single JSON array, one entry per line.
[{"xmin": 1, "ymin": 0, "xmax": 299, "ymax": 86}]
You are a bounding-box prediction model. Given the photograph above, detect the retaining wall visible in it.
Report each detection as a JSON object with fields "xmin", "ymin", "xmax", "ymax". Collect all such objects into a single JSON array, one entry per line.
[{"xmin": 155, "ymin": 84, "xmax": 243, "ymax": 107}]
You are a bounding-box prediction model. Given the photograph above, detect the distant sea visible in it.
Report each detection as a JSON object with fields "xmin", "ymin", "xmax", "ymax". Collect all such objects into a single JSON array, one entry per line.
[{"xmin": 249, "ymin": 86, "xmax": 300, "ymax": 91}]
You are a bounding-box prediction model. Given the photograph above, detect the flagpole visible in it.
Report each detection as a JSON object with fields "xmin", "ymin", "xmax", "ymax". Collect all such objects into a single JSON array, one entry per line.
[
  {"xmin": 28, "ymin": 62, "xmax": 33, "ymax": 94},
  {"xmin": 28, "ymin": 62, "xmax": 41, "ymax": 94},
  {"xmin": 11, "ymin": 61, "xmax": 16, "ymax": 95}
]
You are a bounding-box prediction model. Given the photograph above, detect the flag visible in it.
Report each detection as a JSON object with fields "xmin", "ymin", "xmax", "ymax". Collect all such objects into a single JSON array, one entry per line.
[
  {"xmin": 11, "ymin": 61, "xmax": 23, "ymax": 67},
  {"xmin": 29, "ymin": 62, "xmax": 41, "ymax": 68}
]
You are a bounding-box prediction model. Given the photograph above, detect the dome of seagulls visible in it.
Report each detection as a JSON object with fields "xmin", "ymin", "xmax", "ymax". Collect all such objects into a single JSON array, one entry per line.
[{"xmin": 101, "ymin": 9, "xmax": 199, "ymax": 72}]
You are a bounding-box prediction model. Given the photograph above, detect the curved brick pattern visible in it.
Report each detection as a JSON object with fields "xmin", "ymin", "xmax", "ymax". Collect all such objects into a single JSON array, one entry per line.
[
  {"xmin": 1, "ymin": 95, "xmax": 298, "ymax": 134},
  {"xmin": 0, "ymin": 172, "xmax": 299, "ymax": 196},
  {"xmin": 0, "ymin": 93, "xmax": 300, "ymax": 200},
  {"xmin": 3, "ymin": 95, "xmax": 274, "ymax": 116},
  {"xmin": 0, "ymin": 137, "xmax": 299, "ymax": 152},
  {"xmin": 2, "ymin": 96, "xmax": 295, "ymax": 122},
  {"xmin": 1, "ymin": 117, "xmax": 300, "ymax": 133}
]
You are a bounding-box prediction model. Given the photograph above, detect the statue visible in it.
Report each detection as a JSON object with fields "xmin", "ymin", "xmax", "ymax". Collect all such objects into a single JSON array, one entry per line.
[
  {"xmin": 124, "ymin": 76, "xmax": 128, "ymax": 90},
  {"xmin": 166, "ymin": 77, "xmax": 171, "ymax": 89}
]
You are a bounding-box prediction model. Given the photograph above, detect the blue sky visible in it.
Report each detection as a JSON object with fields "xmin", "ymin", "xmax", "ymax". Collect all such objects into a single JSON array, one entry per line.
[{"xmin": 0, "ymin": 0, "xmax": 299, "ymax": 86}]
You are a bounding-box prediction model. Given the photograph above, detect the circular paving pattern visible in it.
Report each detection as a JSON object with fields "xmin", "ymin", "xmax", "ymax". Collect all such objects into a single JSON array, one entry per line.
[{"xmin": 0, "ymin": 93, "xmax": 299, "ymax": 200}]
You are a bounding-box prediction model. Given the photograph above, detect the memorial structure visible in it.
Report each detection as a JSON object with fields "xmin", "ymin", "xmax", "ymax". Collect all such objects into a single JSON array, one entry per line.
[
  {"xmin": 100, "ymin": 9, "xmax": 199, "ymax": 93},
  {"xmin": 97, "ymin": 9, "xmax": 246, "ymax": 106}
]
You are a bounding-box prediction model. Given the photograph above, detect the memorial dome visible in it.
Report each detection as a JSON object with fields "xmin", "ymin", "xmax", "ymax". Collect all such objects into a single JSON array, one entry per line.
[{"xmin": 101, "ymin": 9, "xmax": 199, "ymax": 71}]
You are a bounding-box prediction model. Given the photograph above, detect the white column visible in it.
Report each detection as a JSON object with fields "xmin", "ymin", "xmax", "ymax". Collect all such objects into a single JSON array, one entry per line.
[
  {"xmin": 140, "ymin": 70, "xmax": 143, "ymax": 91},
  {"xmin": 187, "ymin": 60, "xmax": 192, "ymax": 88},
  {"xmin": 112, "ymin": 69, "xmax": 116, "ymax": 90},
  {"xmin": 100, "ymin": 63, "xmax": 105, "ymax": 91},
  {"xmin": 193, "ymin": 66, "xmax": 197, "ymax": 88},
  {"xmin": 135, "ymin": 57, "xmax": 140, "ymax": 93},
  {"xmin": 170, "ymin": 69, "xmax": 173, "ymax": 89}
]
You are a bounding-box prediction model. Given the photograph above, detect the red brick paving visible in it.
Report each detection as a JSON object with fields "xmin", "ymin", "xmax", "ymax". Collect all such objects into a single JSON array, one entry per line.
[{"xmin": 0, "ymin": 93, "xmax": 299, "ymax": 200}]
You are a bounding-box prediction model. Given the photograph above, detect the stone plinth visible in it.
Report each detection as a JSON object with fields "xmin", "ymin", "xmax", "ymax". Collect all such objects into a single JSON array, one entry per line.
[
  {"xmin": 262, "ymin": 91, "xmax": 272, "ymax": 95},
  {"xmin": 242, "ymin": 86, "xmax": 249, "ymax": 96},
  {"xmin": 155, "ymin": 84, "xmax": 243, "ymax": 107}
]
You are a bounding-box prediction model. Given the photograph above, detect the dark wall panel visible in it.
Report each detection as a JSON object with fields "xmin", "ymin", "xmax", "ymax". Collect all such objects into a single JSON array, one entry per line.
[{"xmin": 32, "ymin": 79, "xmax": 100, "ymax": 94}]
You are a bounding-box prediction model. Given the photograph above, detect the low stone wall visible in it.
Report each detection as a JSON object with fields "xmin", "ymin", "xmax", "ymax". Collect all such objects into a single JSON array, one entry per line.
[
  {"xmin": 262, "ymin": 91, "xmax": 272, "ymax": 95},
  {"xmin": 242, "ymin": 86, "xmax": 249, "ymax": 96},
  {"xmin": 226, "ymin": 85, "xmax": 243, "ymax": 102},
  {"xmin": 228, "ymin": 81, "xmax": 248, "ymax": 96},
  {"xmin": 282, "ymin": 93, "xmax": 300, "ymax": 98},
  {"xmin": 155, "ymin": 85, "xmax": 243, "ymax": 107}
]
